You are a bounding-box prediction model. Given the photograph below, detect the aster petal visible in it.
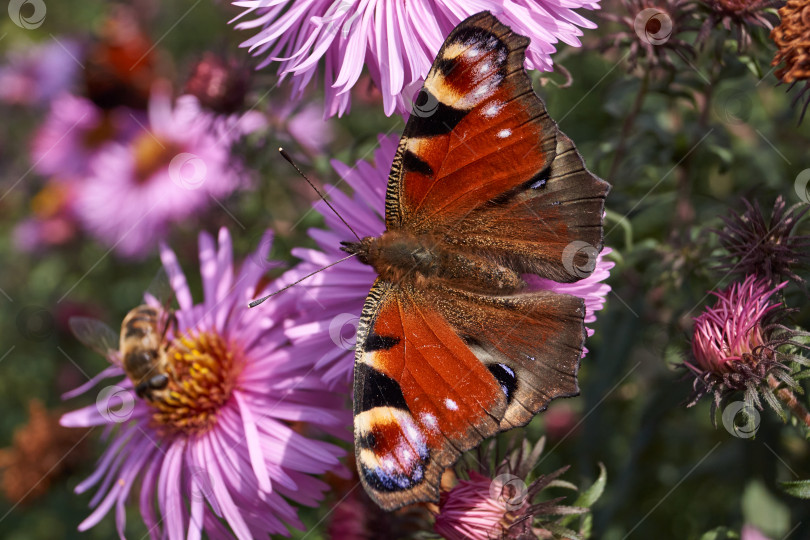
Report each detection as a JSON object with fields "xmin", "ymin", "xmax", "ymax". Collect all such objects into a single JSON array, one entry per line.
[
  {"xmin": 234, "ymin": 390, "xmax": 273, "ymax": 494},
  {"xmin": 232, "ymin": 0, "xmax": 601, "ymax": 117},
  {"xmin": 158, "ymin": 439, "xmax": 188, "ymax": 540},
  {"xmin": 202, "ymin": 436, "xmax": 254, "ymax": 540},
  {"xmin": 160, "ymin": 243, "xmax": 194, "ymax": 310}
]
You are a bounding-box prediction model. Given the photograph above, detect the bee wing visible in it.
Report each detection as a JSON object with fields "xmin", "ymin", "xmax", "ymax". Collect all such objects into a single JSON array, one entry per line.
[
  {"xmin": 69, "ymin": 316, "xmax": 119, "ymax": 359},
  {"xmin": 145, "ymin": 267, "xmax": 174, "ymax": 308}
]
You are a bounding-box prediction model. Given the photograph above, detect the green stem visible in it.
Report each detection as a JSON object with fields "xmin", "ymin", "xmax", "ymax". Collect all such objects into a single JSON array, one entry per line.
[{"xmin": 607, "ymin": 70, "xmax": 650, "ymax": 184}]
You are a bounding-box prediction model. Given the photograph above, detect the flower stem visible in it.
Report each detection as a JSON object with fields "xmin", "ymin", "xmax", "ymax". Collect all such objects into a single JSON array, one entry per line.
[
  {"xmin": 767, "ymin": 374, "xmax": 810, "ymax": 429},
  {"xmin": 607, "ymin": 70, "xmax": 650, "ymax": 184}
]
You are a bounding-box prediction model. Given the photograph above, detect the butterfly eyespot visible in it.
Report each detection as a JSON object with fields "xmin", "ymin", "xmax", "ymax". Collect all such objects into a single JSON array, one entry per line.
[
  {"xmin": 359, "ymin": 431, "xmax": 377, "ymax": 450},
  {"xmin": 488, "ymin": 363, "xmax": 517, "ymax": 403},
  {"xmin": 497, "ymin": 129, "xmax": 512, "ymax": 139},
  {"xmin": 444, "ymin": 398, "xmax": 459, "ymax": 411}
]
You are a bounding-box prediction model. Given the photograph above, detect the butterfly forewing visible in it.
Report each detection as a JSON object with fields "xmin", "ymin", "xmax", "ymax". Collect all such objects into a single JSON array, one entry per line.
[
  {"xmin": 387, "ymin": 12, "xmax": 608, "ymax": 283},
  {"xmin": 454, "ymin": 132, "xmax": 609, "ymax": 282}
]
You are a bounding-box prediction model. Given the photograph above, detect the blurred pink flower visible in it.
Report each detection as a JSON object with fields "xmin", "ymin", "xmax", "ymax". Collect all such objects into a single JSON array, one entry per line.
[
  {"xmin": 0, "ymin": 39, "xmax": 81, "ymax": 106},
  {"xmin": 74, "ymin": 86, "xmax": 254, "ymax": 259},
  {"xmin": 61, "ymin": 228, "xmax": 349, "ymax": 538},
  {"xmin": 31, "ymin": 94, "xmax": 139, "ymax": 179},
  {"xmin": 12, "ymin": 182, "xmax": 79, "ymax": 253},
  {"xmin": 232, "ymin": 1, "xmax": 600, "ymax": 117},
  {"xmin": 284, "ymin": 133, "xmax": 611, "ymax": 385},
  {"xmin": 269, "ymin": 100, "xmax": 336, "ymax": 156},
  {"xmin": 742, "ymin": 525, "xmax": 772, "ymax": 540}
]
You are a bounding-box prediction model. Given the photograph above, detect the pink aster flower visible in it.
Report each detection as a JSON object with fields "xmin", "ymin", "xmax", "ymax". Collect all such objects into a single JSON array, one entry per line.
[
  {"xmin": 74, "ymin": 85, "xmax": 253, "ymax": 259},
  {"xmin": 284, "ymin": 134, "xmax": 612, "ymax": 385},
  {"xmin": 232, "ymin": 1, "xmax": 601, "ymax": 117},
  {"xmin": 31, "ymin": 94, "xmax": 139, "ymax": 180},
  {"xmin": 61, "ymin": 228, "xmax": 349, "ymax": 538}
]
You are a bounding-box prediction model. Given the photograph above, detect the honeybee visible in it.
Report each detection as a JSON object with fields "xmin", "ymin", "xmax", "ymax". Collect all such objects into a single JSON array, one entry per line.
[
  {"xmin": 70, "ymin": 304, "xmax": 175, "ymax": 400},
  {"xmin": 70, "ymin": 271, "xmax": 176, "ymax": 401}
]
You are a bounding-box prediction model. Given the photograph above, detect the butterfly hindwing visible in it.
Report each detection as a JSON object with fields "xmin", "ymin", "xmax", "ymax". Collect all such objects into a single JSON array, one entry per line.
[
  {"xmin": 431, "ymin": 286, "xmax": 585, "ymax": 430},
  {"xmin": 354, "ymin": 279, "xmax": 507, "ymax": 509},
  {"xmin": 353, "ymin": 279, "xmax": 585, "ymax": 509}
]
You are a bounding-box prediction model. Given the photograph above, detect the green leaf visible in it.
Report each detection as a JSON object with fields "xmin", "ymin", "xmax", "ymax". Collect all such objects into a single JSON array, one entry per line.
[
  {"xmin": 742, "ymin": 480, "xmax": 791, "ymax": 537},
  {"xmin": 573, "ymin": 462, "xmax": 607, "ymax": 509},
  {"xmin": 779, "ymin": 479, "xmax": 810, "ymax": 499},
  {"xmin": 544, "ymin": 521, "xmax": 583, "ymax": 540},
  {"xmin": 560, "ymin": 464, "xmax": 607, "ymax": 528}
]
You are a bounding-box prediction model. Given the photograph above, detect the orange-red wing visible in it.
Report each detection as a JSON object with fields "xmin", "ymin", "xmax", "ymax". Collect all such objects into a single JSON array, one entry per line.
[
  {"xmin": 386, "ymin": 12, "xmax": 608, "ymax": 282},
  {"xmin": 353, "ymin": 279, "xmax": 507, "ymax": 510},
  {"xmin": 353, "ymin": 279, "xmax": 584, "ymax": 510},
  {"xmin": 386, "ymin": 11, "xmax": 556, "ymax": 231},
  {"xmin": 451, "ymin": 132, "xmax": 609, "ymax": 283},
  {"xmin": 431, "ymin": 285, "xmax": 585, "ymax": 430}
]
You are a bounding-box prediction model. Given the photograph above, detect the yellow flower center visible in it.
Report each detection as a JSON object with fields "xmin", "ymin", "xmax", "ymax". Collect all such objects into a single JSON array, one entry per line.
[
  {"xmin": 150, "ymin": 331, "xmax": 242, "ymax": 435},
  {"xmin": 131, "ymin": 133, "xmax": 183, "ymax": 184},
  {"xmin": 31, "ymin": 183, "xmax": 69, "ymax": 218}
]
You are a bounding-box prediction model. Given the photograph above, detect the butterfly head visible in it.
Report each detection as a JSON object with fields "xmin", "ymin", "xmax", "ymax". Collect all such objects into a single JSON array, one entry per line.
[{"xmin": 340, "ymin": 238, "xmax": 373, "ymax": 266}]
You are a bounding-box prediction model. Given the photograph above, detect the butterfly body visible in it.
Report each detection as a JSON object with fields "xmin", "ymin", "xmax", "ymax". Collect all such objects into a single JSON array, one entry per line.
[
  {"xmin": 347, "ymin": 12, "xmax": 610, "ymax": 510},
  {"xmin": 342, "ymin": 232, "xmax": 525, "ymax": 293}
]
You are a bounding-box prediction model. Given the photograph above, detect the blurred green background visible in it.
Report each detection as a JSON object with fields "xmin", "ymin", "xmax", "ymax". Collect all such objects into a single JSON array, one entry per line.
[{"xmin": 0, "ymin": 1, "xmax": 808, "ymax": 539}]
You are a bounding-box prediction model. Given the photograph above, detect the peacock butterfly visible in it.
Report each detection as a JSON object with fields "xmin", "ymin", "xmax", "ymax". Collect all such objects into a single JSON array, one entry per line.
[{"xmin": 340, "ymin": 11, "xmax": 610, "ymax": 510}]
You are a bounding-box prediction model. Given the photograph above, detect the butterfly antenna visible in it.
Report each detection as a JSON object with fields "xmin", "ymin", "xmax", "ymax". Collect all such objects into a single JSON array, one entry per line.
[
  {"xmin": 248, "ymin": 253, "xmax": 358, "ymax": 308},
  {"xmin": 279, "ymin": 148, "xmax": 362, "ymax": 241}
]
